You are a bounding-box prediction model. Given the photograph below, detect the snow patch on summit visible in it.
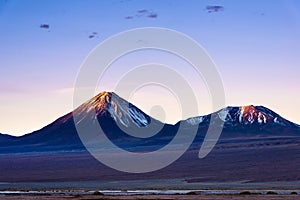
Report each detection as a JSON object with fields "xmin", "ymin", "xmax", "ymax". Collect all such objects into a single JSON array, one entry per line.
[
  {"xmin": 186, "ymin": 116, "xmax": 205, "ymax": 125},
  {"xmin": 74, "ymin": 92, "xmax": 151, "ymax": 128},
  {"xmin": 129, "ymin": 108, "xmax": 149, "ymax": 126},
  {"xmin": 218, "ymin": 108, "xmax": 229, "ymax": 122},
  {"xmin": 257, "ymin": 112, "xmax": 267, "ymax": 124},
  {"xmin": 237, "ymin": 105, "xmax": 279, "ymax": 125},
  {"xmin": 106, "ymin": 93, "xmax": 150, "ymax": 127}
]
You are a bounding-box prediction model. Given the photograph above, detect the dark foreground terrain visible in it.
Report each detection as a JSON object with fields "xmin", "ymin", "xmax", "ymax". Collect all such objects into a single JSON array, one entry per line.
[
  {"xmin": 1, "ymin": 137, "xmax": 300, "ymax": 183},
  {"xmin": 1, "ymin": 194, "xmax": 300, "ymax": 200}
]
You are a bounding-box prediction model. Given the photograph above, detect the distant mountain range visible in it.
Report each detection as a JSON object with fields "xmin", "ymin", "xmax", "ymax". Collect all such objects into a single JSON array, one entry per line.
[
  {"xmin": 1, "ymin": 91, "xmax": 298, "ymax": 153},
  {"xmin": 0, "ymin": 91, "xmax": 299, "ymax": 183}
]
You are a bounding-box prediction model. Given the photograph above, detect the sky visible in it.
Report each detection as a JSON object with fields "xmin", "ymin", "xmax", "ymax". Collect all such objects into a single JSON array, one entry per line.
[{"xmin": 0, "ymin": 0, "xmax": 300, "ymax": 136}]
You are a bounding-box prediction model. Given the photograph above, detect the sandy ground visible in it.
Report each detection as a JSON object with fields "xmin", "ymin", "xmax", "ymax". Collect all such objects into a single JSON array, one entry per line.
[{"xmin": 0, "ymin": 194, "xmax": 300, "ymax": 200}]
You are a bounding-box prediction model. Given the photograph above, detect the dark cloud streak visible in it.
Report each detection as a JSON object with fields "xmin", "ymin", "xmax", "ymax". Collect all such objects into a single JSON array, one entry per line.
[
  {"xmin": 125, "ymin": 9, "xmax": 158, "ymax": 19},
  {"xmin": 206, "ymin": 5, "xmax": 224, "ymax": 13},
  {"xmin": 147, "ymin": 13, "xmax": 157, "ymax": 18},
  {"xmin": 137, "ymin": 9, "xmax": 148, "ymax": 13},
  {"xmin": 40, "ymin": 24, "xmax": 50, "ymax": 29},
  {"xmin": 88, "ymin": 32, "xmax": 98, "ymax": 39}
]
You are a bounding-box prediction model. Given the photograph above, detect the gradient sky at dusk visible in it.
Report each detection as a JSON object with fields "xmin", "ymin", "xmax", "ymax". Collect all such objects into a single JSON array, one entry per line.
[{"xmin": 1, "ymin": 0, "xmax": 300, "ymax": 136}]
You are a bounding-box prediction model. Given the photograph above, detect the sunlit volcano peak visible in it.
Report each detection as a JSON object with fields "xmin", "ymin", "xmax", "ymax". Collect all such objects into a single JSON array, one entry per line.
[
  {"xmin": 240, "ymin": 105, "xmax": 256, "ymax": 115},
  {"xmin": 73, "ymin": 91, "xmax": 151, "ymax": 128},
  {"xmin": 92, "ymin": 91, "xmax": 113, "ymax": 102},
  {"xmin": 238, "ymin": 105, "xmax": 270, "ymax": 124}
]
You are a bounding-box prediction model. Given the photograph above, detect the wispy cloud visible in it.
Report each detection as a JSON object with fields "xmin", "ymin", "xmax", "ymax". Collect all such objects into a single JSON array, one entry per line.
[
  {"xmin": 88, "ymin": 32, "xmax": 98, "ymax": 39},
  {"xmin": 51, "ymin": 87, "xmax": 75, "ymax": 94},
  {"xmin": 206, "ymin": 5, "xmax": 224, "ymax": 13},
  {"xmin": 40, "ymin": 24, "xmax": 50, "ymax": 29},
  {"xmin": 125, "ymin": 9, "xmax": 158, "ymax": 19}
]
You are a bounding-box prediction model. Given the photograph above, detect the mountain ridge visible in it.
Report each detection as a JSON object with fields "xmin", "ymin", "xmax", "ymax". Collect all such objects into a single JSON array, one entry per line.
[
  {"xmin": 0, "ymin": 91, "xmax": 300, "ymax": 139},
  {"xmin": 0, "ymin": 91, "xmax": 298, "ymax": 154},
  {"xmin": 0, "ymin": 91, "xmax": 300, "ymax": 183},
  {"xmin": 2, "ymin": 91, "xmax": 299, "ymax": 138},
  {"xmin": 0, "ymin": 91, "xmax": 298, "ymax": 150}
]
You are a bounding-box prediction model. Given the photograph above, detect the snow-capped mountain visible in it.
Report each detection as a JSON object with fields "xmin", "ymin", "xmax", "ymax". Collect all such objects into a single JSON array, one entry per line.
[
  {"xmin": 225, "ymin": 105, "xmax": 294, "ymax": 126},
  {"xmin": 184, "ymin": 104, "xmax": 300, "ymax": 139},
  {"xmin": 75, "ymin": 93, "xmax": 296, "ymax": 132},
  {"xmin": 0, "ymin": 91, "xmax": 299, "ymax": 154},
  {"xmin": 73, "ymin": 92, "xmax": 155, "ymax": 128},
  {"xmin": 186, "ymin": 105, "xmax": 296, "ymax": 127},
  {"xmin": 0, "ymin": 92, "xmax": 299, "ymax": 183}
]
